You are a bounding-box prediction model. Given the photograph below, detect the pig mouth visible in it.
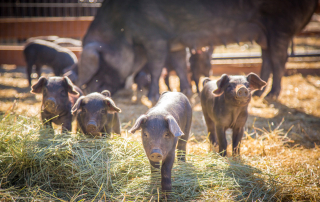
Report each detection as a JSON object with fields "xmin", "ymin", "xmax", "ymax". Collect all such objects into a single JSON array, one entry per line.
[
  {"xmin": 235, "ymin": 97, "xmax": 250, "ymax": 106},
  {"xmin": 44, "ymin": 105, "xmax": 57, "ymax": 114}
]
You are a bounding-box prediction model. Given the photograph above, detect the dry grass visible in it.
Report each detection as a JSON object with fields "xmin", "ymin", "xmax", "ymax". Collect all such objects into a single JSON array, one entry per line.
[{"xmin": 0, "ymin": 64, "xmax": 320, "ymax": 201}]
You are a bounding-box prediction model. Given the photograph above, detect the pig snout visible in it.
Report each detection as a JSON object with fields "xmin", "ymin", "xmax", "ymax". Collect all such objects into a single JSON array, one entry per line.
[
  {"xmin": 150, "ymin": 149, "xmax": 163, "ymax": 162},
  {"xmin": 44, "ymin": 97, "xmax": 57, "ymax": 113},
  {"xmin": 236, "ymin": 86, "xmax": 249, "ymax": 99},
  {"xmin": 86, "ymin": 120, "xmax": 98, "ymax": 133}
]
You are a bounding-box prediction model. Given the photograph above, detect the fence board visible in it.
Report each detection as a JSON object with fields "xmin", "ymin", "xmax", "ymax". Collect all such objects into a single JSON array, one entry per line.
[{"xmin": 0, "ymin": 17, "xmax": 93, "ymax": 39}]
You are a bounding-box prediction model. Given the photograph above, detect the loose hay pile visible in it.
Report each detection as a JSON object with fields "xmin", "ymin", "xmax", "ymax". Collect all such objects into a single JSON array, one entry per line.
[{"xmin": 0, "ymin": 113, "xmax": 319, "ymax": 201}]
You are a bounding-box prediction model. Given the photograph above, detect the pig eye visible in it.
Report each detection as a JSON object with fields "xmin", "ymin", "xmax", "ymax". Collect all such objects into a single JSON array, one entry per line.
[
  {"xmin": 43, "ymin": 88, "xmax": 47, "ymax": 95},
  {"xmin": 143, "ymin": 132, "xmax": 147, "ymax": 137},
  {"xmin": 60, "ymin": 90, "xmax": 67, "ymax": 97},
  {"xmin": 164, "ymin": 133, "xmax": 170, "ymax": 138},
  {"xmin": 100, "ymin": 109, "xmax": 106, "ymax": 114}
]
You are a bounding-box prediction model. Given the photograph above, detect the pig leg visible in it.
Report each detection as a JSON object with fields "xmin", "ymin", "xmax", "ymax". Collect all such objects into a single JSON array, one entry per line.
[
  {"xmin": 146, "ymin": 41, "xmax": 168, "ymax": 104},
  {"xmin": 161, "ymin": 151, "xmax": 175, "ymax": 192},
  {"xmin": 112, "ymin": 113, "xmax": 121, "ymax": 135},
  {"xmin": 192, "ymin": 72, "xmax": 200, "ymax": 93},
  {"xmin": 177, "ymin": 138, "xmax": 187, "ymax": 162},
  {"xmin": 232, "ymin": 127, "xmax": 244, "ymax": 156},
  {"xmin": 164, "ymin": 73, "xmax": 171, "ymax": 91},
  {"xmin": 26, "ymin": 61, "xmax": 34, "ymax": 86},
  {"xmin": 216, "ymin": 125, "xmax": 227, "ymax": 156},
  {"xmin": 268, "ymin": 38, "xmax": 290, "ymax": 98},
  {"xmin": 61, "ymin": 121, "xmax": 72, "ymax": 132},
  {"xmin": 203, "ymin": 112, "xmax": 218, "ymax": 147},
  {"xmin": 168, "ymin": 50, "xmax": 192, "ymax": 97},
  {"xmin": 254, "ymin": 48, "xmax": 271, "ymax": 96},
  {"xmin": 53, "ymin": 66, "xmax": 61, "ymax": 76},
  {"xmin": 35, "ymin": 65, "xmax": 41, "ymax": 79}
]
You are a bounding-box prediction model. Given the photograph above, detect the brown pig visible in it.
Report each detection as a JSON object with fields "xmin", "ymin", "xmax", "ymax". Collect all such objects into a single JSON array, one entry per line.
[
  {"xmin": 201, "ymin": 73, "xmax": 266, "ymax": 156},
  {"xmin": 71, "ymin": 90, "xmax": 121, "ymax": 137},
  {"xmin": 129, "ymin": 92, "xmax": 192, "ymax": 192},
  {"xmin": 30, "ymin": 76, "xmax": 83, "ymax": 132}
]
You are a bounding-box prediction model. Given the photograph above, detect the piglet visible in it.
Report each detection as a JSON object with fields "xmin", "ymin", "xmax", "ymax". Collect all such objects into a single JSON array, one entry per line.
[
  {"xmin": 31, "ymin": 76, "xmax": 83, "ymax": 132},
  {"xmin": 71, "ymin": 90, "xmax": 121, "ymax": 136},
  {"xmin": 24, "ymin": 39, "xmax": 78, "ymax": 86},
  {"xmin": 200, "ymin": 73, "xmax": 266, "ymax": 156},
  {"xmin": 129, "ymin": 92, "xmax": 192, "ymax": 192}
]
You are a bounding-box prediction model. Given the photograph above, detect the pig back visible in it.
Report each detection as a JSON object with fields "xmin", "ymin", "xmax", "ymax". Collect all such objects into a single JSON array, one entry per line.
[
  {"xmin": 149, "ymin": 92, "xmax": 192, "ymax": 135},
  {"xmin": 200, "ymin": 80, "xmax": 219, "ymax": 112}
]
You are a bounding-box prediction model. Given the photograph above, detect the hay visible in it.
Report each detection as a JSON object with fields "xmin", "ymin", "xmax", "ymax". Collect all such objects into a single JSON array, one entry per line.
[
  {"xmin": 0, "ymin": 114, "xmax": 282, "ymax": 201},
  {"xmin": 1, "ymin": 113, "xmax": 319, "ymax": 201}
]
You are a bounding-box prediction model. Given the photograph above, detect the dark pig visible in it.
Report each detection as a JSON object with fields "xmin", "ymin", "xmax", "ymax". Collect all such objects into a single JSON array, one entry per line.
[
  {"xmin": 79, "ymin": 0, "xmax": 316, "ymax": 103},
  {"xmin": 129, "ymin": 92, "xmax": 192, "ymax": 192},
  {"xmin": 24, "ymin": 39, "xmax": 78, "ymax": 86},
  {"xmin": 30, "ymin": 76, "xmax": 83, "ymax": 132},
  {"xmin": 201, "ymin": 73, "xmax": 266, "ymax": 156},
  {"xmin": 71, "ymin": 90, "xmax": 121, "ymax": 137},
  {"xmin": 189, "ymin": 47, "xmax": 213, "ymax": 93}
]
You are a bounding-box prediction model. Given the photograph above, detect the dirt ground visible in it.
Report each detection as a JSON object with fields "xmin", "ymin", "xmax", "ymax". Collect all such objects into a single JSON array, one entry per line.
[{"xmin": 1, "ymin": 64, "xmax": 320, "ymax": 152}]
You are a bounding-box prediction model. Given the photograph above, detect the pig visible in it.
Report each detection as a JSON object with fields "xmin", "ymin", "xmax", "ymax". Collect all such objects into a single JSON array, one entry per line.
[
  {"xmin": 71, "ymin": 90, "xmax": 121, "ymax": 137},
  {"xmin": 129, "ymin": 92, "xmax": 192, "ymax": 192},
  {"xmin": 189, "ymin": 47, "xmax": 213, "ymax": 93},
  {"xmin": 201, "ymin": 73, "xmax": 266, "ymax": 156},
  {"xmin": 24, "ymin": 39, "xmax": 78, "ymax": 86},
  {"xmin": 78, "ymin": 0, "xmax": 316, "ymax": 103},
  {"xmin": 30, "ymin": 76, "xmax": 83, "ymax": 132}
]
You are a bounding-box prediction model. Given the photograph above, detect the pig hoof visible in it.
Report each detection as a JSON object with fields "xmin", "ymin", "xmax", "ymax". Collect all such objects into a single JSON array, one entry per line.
[{"xmin": 266, "ymin": 90, "xmax": 279, "ymax": 100}]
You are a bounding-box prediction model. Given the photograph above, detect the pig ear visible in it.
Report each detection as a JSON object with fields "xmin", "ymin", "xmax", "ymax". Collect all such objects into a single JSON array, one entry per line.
[
  {"xmin": 30, "ymin": 76, "xmax": 47, "ymax": 94},
  {"xmin": 129, "ymin": 115, "xmax": 147, "ymax": 134},
  {"xmin": 212, "ymin": 74, "xmax": 229, "ymax": 96},
  {"xmin": 246, "ymin": 73, "xmax": 267, "ymax": 92},
  {"xmin": 71, "ymin": 96, "xmax": 85, "ymax": 115},
  {"xmin": 104, "ymin": 97, "xmax": 121, "ymax": 114},
  {"xmin": 166, "ymin": 115, "xmax": 184, "ymax": 137},
  {"xmin": 202, "ymin": 77, "xmax": 211, "ymax": 87},
  {"xmin": 64, "ymin": 76, "xmax": 79, "ymax": 95},
  {"xmin": 101, "ymin": 90, "xmax": 111, "ymax": 97}
]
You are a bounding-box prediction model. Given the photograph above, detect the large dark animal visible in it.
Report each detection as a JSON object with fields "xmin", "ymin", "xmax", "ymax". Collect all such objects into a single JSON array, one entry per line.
[
  {"xmin": 78, "ymin": 0, "xmax": 317, "ymax": 102},
  {"xmin": 30, "ymin": 76, "xmax": 83, "ymax": 132},
  {"xmin": 24, "ymin": 39, "xmax": 78, "ymax": 86},
  {"xmin": 201, "ymin": 73, "xmax": 266, "ymax": 156},
  {"xmin": 129, "ymin": 92, "xmax": 192, "ymax": 193}
]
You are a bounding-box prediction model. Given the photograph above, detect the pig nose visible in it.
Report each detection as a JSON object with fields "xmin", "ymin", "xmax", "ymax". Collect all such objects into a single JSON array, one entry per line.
[
  {"xmin": 150, "ymin": 149, "xmax": 163, "ymax": 162},
  {"xmin": 87, "ymin": 121, "xmax": 98, "ymax": 132},
  {"xmin": 236, "ymin": 86, "xmax": 249, "ymax": 98},
  {"xmin": 45, "ymin": 97, "xmax": 56, "ymax": 110}
]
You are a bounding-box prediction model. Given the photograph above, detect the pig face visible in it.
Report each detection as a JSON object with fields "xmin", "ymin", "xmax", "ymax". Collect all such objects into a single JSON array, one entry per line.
[
  {"xmin": 212, "ymin": 73, "xmax": 267, "ymax": 106},
  {"xmin": 31, "ymin": 76, "xmax": 79, "ymax": 114},
  {"xmin": 71, "ymin": 91, "xmax": 121, "ymax": 136},
  {"xmin": 129, "ymin": 115, "xmax": 184, "ymax": 162}
]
